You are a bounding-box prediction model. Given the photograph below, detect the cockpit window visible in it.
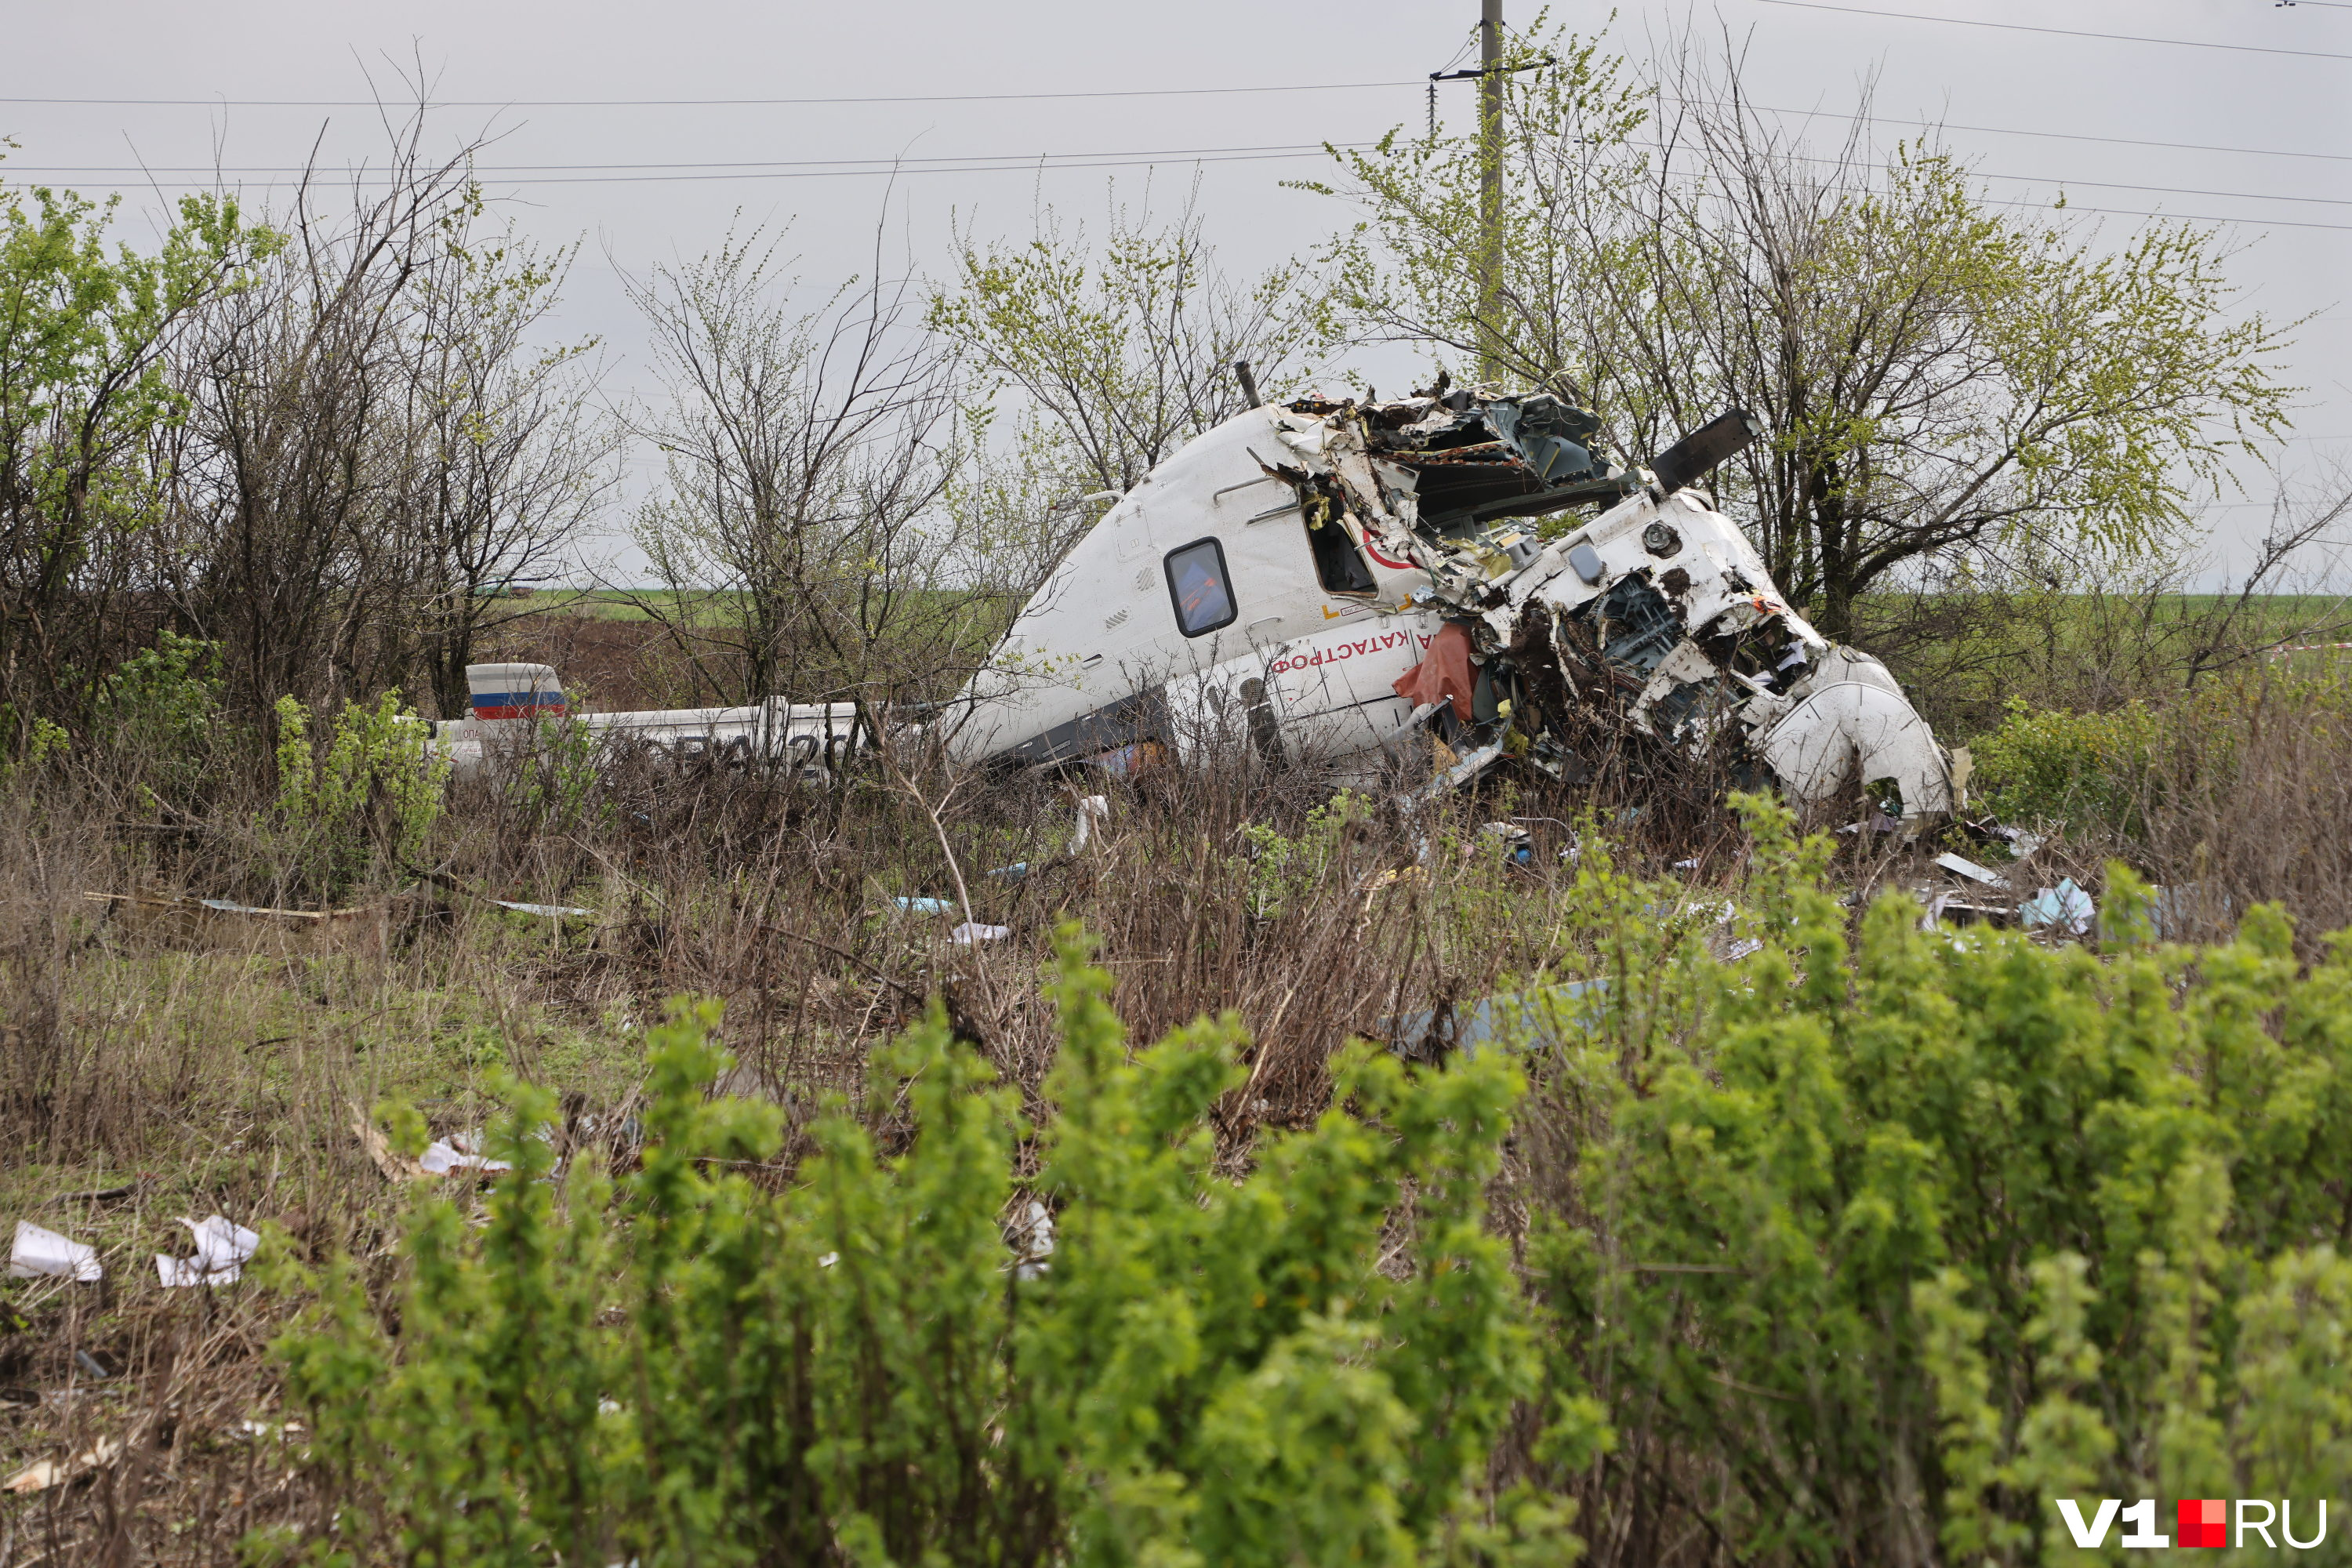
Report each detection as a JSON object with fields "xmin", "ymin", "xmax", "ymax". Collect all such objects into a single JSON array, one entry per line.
[
  {"xmin": 1305, "ymin": 514, "xmax": 1377, "ymax": 595},
  {"xmin": 1164, "ymin": 537, "xmax": 1237, "ymax": 637}
]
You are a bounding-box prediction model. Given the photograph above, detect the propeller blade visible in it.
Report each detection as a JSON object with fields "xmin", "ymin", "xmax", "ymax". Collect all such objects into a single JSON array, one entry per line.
[{"xmin": 1650, "ymin": 409, "xmax": 1760, "ymax": 496}]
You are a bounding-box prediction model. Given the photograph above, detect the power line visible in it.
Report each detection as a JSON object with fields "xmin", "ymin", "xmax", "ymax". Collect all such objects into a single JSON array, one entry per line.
[
  {"xmin": 5, "ymin": 72, "xmax": 2343, "ymax": 172},
  {"xmin": 1749, "ymin": 0, "xmax": 2352, "ymax": 61},
  {"xmin": 0, "ymin": 79, "xmax": 1421, "ymax": 111},
  {"xmin": 1649, "ymin": 140, "xmax": 2352, "ymax": 212},
  {"xmin": 0, "ymin": 140, "xmax": 1367, "ymax": 177},
  {"xmin": 1624, "ymin": 138, "xmax": 2352, "ymax": 218},
  {"xmin": 3, "ymin": 147, "xmax": 1356, "ymax": 191},
  {"xmin": 1976, "ymin": 172, "xmax": 2352, "ymax": 211},
  {"xmin": 1978, "ymin": 196, "xmax": 2352, "ymax": 234},
  {"xmin": 1723, "ymin": 101, "xmax": 2352, "ymax": 166},
  {"xmin": 8, "ymin": 136, "xmax": 2347, "ymax": 219},
  {"xmin": 11, "ymin": 155, "xmax": 2348, "ymax": 236}
]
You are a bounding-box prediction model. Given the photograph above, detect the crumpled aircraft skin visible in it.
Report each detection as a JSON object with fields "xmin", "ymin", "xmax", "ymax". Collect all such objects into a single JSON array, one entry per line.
[{"xmin": 951, "ymin": 386, "xmax": 1955, "ymax": 822}]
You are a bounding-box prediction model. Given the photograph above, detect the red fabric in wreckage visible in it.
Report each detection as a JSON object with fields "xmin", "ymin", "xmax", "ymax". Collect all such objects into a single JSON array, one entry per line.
[{"xmin": 1392, "ymin": 621, "xmax": 1476, "ymax": 723}]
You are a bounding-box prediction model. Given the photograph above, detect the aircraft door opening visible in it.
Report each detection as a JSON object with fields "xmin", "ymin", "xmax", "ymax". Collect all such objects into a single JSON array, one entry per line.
[{"xmin": 1304, "ymin": 513, "xmax": 1376, "ymax": 596}]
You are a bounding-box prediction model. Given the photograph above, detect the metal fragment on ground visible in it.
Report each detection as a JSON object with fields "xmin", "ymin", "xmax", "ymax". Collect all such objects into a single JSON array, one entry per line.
[{"xmin": 1933, "ymin": 851, "xmax": 2009, "ymax": 887}]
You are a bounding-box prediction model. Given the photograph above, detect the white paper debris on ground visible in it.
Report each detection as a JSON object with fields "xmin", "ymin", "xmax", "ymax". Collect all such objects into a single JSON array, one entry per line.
[
  {"xmin": 419, "ymin": 1137, "xmax": 514, "ymax": 1176},
  {"xmin": 1722, "ymin": 938, "xmax": 1764, "ymax": 961},
  {"xmin": 155, "ymin": 1214, "xmax": 261, "ymax": 1287},
  {"xmin": 950, "ymin": 922, "xmax": 1011, "ymax": 945},
  {"xmin": 1072, "ymin": 793, "xmax": 1110, "ymax": 852},
  {"xmin": 492, "ymin": 900, "xmax": 595, "ymax": 918},
  {"xmin": 2020, "ymin": 878, "xmax": 2096, "ymax": 937},
  {"xmin": 1008, "ymin": 1200, "xmax": 1055, "ymax": 1280},
  {"xmin": 9, "ymin": 1221, "xmax": 101, "ymax": 1283},
  {"xmin": 3, "ymin": 1434, "xmax": 122, "ymax": 1495},
  {"xmin": 1934, "ymin": 851, "xmax": 2008, "ymax": 887}
]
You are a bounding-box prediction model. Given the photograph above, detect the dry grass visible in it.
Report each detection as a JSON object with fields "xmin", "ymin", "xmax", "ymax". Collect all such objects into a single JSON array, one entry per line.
[
  {"xmin": 0, "ymin": 739, "xmax": 1674, "ymax": 1559},
  {"xmin": 7, "ymin": 684, "xmax": 2352, "ymax": 1559}
]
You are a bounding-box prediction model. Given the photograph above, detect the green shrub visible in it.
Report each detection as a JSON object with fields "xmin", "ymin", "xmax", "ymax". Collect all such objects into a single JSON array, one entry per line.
[
  {"xmin": 263, "ymin": 927, "xmax": 1570, "ymax": 1566},
  {"xmin": 267, "ymin": 691, "xmax": 448, "ymax": 898},
  {"xmin": 1240, "ymin": 788, "xmax": 1374, "ymax": 919},
  {"xmin": 92, "ymin": 630, "xmax": 227, "ymax": 806},
  {"xmin": 1969, "ymin": 695, "xmax": 2161, "ymax": 833},
  {"xmin": 1528, "ymin": 797, "xmax": 2352, "ymax": 1564}
]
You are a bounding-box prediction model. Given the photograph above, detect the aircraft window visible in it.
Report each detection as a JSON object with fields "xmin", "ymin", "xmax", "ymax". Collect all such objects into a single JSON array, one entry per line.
[
  {"xmin": 1163, "ymin": 537, "xmax": 1238, "ymax": 637},
  {"xmin": 1305, "ymin": 514, "xmax": 1377, "ymax": 595}
]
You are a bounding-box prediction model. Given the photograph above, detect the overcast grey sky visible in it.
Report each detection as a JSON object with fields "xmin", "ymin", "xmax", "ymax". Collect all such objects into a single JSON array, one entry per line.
[{"xmin": 5, "ymin": 0, "xmax": 2344, "ymax": 584}]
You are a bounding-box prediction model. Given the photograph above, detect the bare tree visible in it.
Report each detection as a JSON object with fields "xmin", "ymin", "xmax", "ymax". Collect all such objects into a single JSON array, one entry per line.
[
  {"xmin": 149, "ymin": 107, "xmax": 609, "ymax": 722},
  {"xmin": 621, "ymin": 220, "xmax": 965, "ymax": 713},
  {"xmin": 384, "ymin": 223, "xmax": 617, "ymax": 717},
  {"xmin": 171, "ymin": 115, "xmax": 487, "ymax": 717}
]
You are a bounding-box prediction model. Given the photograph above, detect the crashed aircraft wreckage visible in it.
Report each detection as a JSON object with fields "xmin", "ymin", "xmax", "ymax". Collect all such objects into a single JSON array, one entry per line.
[
  {"xmin": 434, "ymin": 663, "xmax": 861, "ymax": 783},
  {"xmin": 948, "ymin": 382, "xmax": 1955, "ymax": 820},
  {"xmin": 441, "ymin": 383, "xmax": 1953, "ymax": 822}
]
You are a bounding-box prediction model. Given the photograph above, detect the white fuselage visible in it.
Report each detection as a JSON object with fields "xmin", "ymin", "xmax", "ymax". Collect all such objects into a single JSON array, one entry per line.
[{"xmin": 948, "ymin": 407, "xmax": 1441, "ymax": 771}]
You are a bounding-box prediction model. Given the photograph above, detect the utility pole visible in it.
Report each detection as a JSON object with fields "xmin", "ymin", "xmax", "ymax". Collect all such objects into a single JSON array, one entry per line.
[
  {"xmin": 1431, "ymin": 4, "xmax": 1546, "ymax": 386},
  {"xmin": 1478, "ymin": 0, "xmax": 1504, "ymax": 386}
]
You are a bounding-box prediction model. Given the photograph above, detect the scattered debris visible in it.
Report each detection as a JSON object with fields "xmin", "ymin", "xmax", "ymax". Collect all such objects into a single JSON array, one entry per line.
[
  {"xmin": 1480, "ymin": 822, "xmax": 1534, "ymax": 866},
  {"xmin": 352, "ymin": 1110, "xmax": 510, "ymax": 1181},
  {"xmin": 1933, "ymin": 851, "xmax": 2009, "ymax": 888},
  {"xmin": 1412, "ymin": 741, "xmax": 1506, "ymax": 803},
  {"xmin": 950, "ymin": 922, "xmax": 1011, "ymax": 945},
  {"xmin": 1922, "ymin": 891, "xmax": 2013, "ymax": 930},
  {"xmin": 985, "ymin": 862, "xmax": 1031, "ymax": 881},
  {"xmin": 353, "ymin": 1110, "xmax": 429, "ymax": 1181},
  {"xmin": 2148, "ymin": 883, "xmax": 2232, "ymax": 940},
  {"xmin": 1723, "ymin": 938, "xmax": 1764, "ymax": 961},
  {"xmin": 9, "ymin": 1221, "xmax": 100, "ymax": 1283},
  {"xmin": 2020, "ymin": 878, "xmax": 2096, "ymax": 937},
  {"xmin": 434, "ymin": 662, "xmax": 865, "ymax": 785},
  {"xmin": 1007, "ymin": 1200, "xmax": 1055, "ymax": 1280},
  {"xmin": 74, "ymin": 1350, "xmax": 111, "ymax": 1381},
  {"xmin": 420, "ymin": 1134, "xmax": 513, "ymax": 1177},
  {"xmin": 1388, "ymin": 979, "xmax": 1605, "ymax": 1058},
  {"xmin": 2, "ymin": 1434, "xmax": 123, "ymax": 1495},
  {"xmin": 83, "ymin": 890, "xmax": 376, "ymax": 924},
  {"xmin": 492, "ymin": 899, "xmax": 595, "ymax": 918},
  {"xmin": 1071, "ymin": 793, "xmax": 1110, "ymax": 852},
  {"xmin": 893, "ymin": 897, "xmax": 956, "ymax": 915},
  {"xmin": 155, "ymin": 1214, "xmax": 261, "ymax": 1287}
]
